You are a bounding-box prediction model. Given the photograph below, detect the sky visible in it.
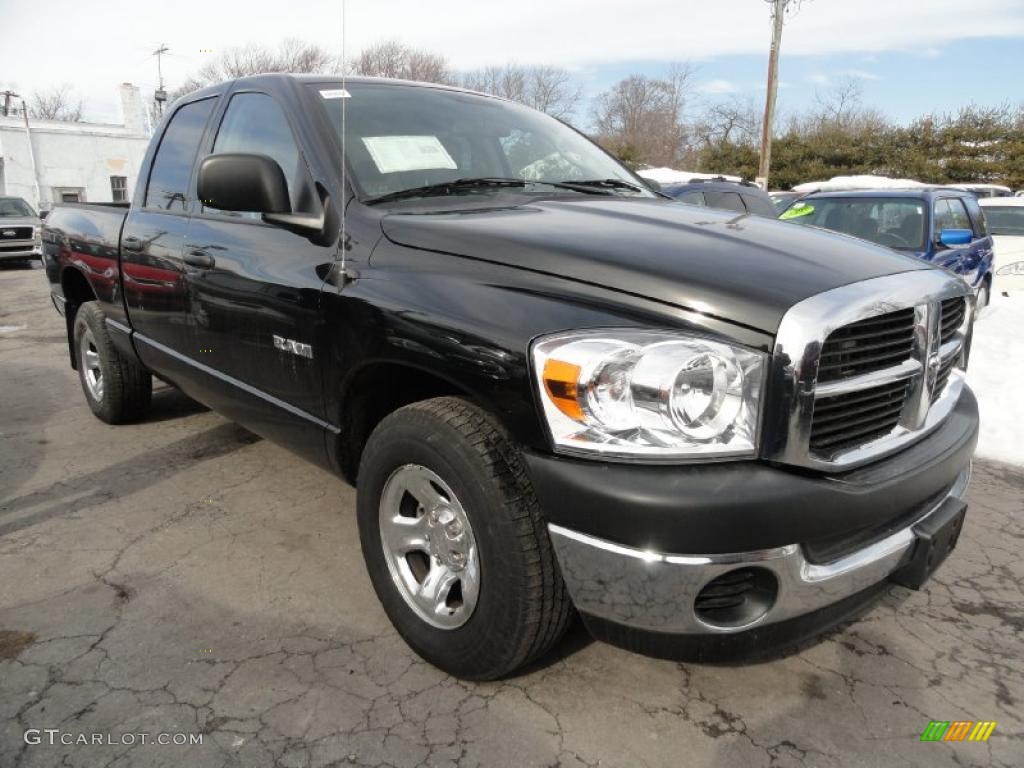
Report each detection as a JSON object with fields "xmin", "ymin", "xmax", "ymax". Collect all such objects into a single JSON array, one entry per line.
[{"xmin": 1, "ymin": 0, "xmax": 1022, "ymax": 128}]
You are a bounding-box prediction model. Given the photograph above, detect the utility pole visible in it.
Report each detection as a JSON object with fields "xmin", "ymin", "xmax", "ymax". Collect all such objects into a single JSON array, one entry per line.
[
  {"xmin": 1, "ymin": 89, "xmax": 19, "ymax": 118},
  {"xmin": 757, "ymin": 0, "xmax": 787, "ymax": 189},
  {"xmin": 20, "ymin": 97, "xmax": 42, "ymax": 209},
  {"xmin": 152, "ymin": 44, "xmax": 169, "ymax": 117}
]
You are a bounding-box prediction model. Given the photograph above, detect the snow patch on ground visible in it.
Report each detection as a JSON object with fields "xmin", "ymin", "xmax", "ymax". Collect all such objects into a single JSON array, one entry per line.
[{"xmin": 967, "ymin": 292, "xmax": 1024, "ymax": 467}]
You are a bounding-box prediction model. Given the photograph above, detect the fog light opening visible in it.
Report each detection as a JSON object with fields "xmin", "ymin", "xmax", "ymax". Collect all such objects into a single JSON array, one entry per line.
[{"xmin": 694, "ymin": 567, "xmax": 778, "ymax": 629}]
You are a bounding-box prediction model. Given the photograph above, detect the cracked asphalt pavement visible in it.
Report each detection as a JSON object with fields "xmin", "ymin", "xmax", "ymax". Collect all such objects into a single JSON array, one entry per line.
[{"xmin": 1, "ymin": 265, "xmax": 1022, "ymax": 767}]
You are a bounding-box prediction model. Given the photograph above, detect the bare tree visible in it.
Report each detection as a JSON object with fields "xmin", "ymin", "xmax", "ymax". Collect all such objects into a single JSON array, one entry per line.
[
  {"xmin": 169, "ymin": 39, "xmax": 339, "ymax": 102},
  {"xmin": 353, "ymin": 40, "xmax": 452, "ymax": 84},
  {"xmin": 694, "ymin": 96, "xmax": 762, "ymax": 147},
  {"xmin": 29, "ymin": 85, "xmax": 84, "ymax": 122},
  {"xmin": 462, "ymin": 64, "xmax": 581, "ymax": 119},
  {"xmin": 813, "ymin": 76, "xmax": 862, "ymax": 126},
  {"xmin": 592, "ymin": 63, "xmax": 696, "ymax": 167}
]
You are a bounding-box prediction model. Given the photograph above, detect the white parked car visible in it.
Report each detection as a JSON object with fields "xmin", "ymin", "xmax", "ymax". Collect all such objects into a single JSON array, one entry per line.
[
  {"xmin": 949, "ymin": 183, "xmax": 1013, "ymax": 199},
  {"xmin": 979, "ymin": 197, "xmax": 1024, "ymax": 295}
]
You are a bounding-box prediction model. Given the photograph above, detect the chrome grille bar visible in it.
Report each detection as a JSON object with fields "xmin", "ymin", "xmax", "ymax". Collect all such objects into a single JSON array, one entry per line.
[{"xmin": 768, "ymin": 270, "xmax": 972, "ymax": 472}]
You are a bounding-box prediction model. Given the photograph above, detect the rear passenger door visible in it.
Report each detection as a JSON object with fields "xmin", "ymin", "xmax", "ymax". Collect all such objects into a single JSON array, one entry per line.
[
  {"xmin": 182, "ymin": 89, "xmax": 335, "ymax": 456},
  {"xmin": 122, "ymin": 97, "xmax": 217, "ymax": 368}
]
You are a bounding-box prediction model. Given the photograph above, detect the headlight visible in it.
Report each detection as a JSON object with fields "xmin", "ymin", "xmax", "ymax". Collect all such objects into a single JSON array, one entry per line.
[
  {"xmin": 531, "ymin": 330, "xmax": 765, "ymax": 460},
  {"xmin": 997, "ymin": 261, "xmax": 1024, "ymax": 276}
]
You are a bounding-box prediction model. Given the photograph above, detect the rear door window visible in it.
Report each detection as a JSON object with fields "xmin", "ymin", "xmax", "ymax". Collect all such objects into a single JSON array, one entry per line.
[
  {"xmin": 704, "ymin": 190, "xmax": 746, "ymax": 213},
  {"xmin": 145, "ymin": 98, "xmax": 217, "ymax": 212}
]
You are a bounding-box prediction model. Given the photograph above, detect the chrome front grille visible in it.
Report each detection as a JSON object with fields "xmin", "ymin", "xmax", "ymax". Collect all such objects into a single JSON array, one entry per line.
[
  {"xmin": 810, "ymin": 379, "xmax": 909, "ymax": 453},
  {"xmin": 816, "ymin": 307, "xmax": 916, "ymax": 383},
  {"xmin": 770, "ymin": 272, "xmax": 972, "ymax": 472}
]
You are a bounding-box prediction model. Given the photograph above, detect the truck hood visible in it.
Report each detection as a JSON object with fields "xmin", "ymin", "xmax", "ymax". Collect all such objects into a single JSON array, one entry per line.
[
  {"xmin": 0, "ymin": 216, "xmax": 40, "ymax": 229},
  {"xmin": 380, "ymin": 198, "xmax": 928, "ymax": 333}
]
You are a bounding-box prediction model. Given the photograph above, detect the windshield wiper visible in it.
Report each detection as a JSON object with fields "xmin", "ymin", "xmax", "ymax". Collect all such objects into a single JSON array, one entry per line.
[
  {"xmin": 554, "ymin": 178, "xmax": 644, "ymax": 194},
  {"xmin": 364, "ymin": 177, "xmax": 529, "ymax": 205},
  {"xmin": 364, "ymin": 176, "xmax": 632, "ymax": 205}
]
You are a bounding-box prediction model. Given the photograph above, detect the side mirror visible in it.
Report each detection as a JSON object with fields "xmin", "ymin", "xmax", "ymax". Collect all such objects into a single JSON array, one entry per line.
[
  {"xmin": 643, "ymin": 177, "xmax": 663, "ymax": 193},
  {"xmin": 939, "ymin": 228, "xmax": 973, "ymax": 247},
  {"xmin": 197, "ymin": 153, "xmax": 291, "ymax": 214},
  {"xmin": 38, "ymin": 210, "xmax": 49, "ymax": 220}
]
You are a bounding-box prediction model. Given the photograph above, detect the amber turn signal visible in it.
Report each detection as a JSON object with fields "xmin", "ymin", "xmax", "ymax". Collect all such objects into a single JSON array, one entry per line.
[{"xmin": 542, "ymin": 359, "xmax": 583, "ymax": 421}]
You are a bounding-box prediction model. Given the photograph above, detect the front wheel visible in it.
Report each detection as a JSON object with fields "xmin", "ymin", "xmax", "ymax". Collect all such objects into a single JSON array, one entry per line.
[{"xmin": 356, "ymin": 397, "xmax": 572, "ymax": 680}]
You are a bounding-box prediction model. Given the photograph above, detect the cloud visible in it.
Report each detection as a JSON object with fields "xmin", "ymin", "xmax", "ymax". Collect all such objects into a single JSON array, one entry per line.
[
  {"xmin": 841, "ymin": 69, "xmax": 881, "ymax": 81},
  {"xmin": 698, "ymin": 79, "xmax": 739, "ymax": 94},
  {"xmin": 807, "ymin": 74, "xmax": 831, "ymax": 86}
]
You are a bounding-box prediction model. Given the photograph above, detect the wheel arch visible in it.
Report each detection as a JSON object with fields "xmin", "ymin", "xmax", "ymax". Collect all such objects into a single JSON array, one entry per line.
[
  {"xmin": 60, "ymin": 266, "xmax": 98, "ymax": 370},
  {"xmin": 333, "ymin": 360, "xmax": 490, "ymax": 485}
]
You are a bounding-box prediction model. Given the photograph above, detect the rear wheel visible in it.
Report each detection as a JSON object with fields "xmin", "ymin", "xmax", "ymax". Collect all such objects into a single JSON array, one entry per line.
[
  {"xmin": 74, "ymin": 302, "xmax": 152, "ymax": 424},
  {"xmin": 356, "ymin": 397, "xmax": 572, "ymax": 680}
]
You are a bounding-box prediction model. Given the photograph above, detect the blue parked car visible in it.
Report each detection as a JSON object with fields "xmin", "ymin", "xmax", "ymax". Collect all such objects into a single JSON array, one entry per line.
[{"xmin": 781, "ymin": 189, "xmax": 994, "ymax": 309}]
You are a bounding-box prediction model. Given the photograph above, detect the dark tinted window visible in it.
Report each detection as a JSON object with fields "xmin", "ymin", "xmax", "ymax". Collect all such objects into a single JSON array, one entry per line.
[
  {"xmin": 205, "ymin": 92, "xmax": 317, "ymax": 216},
  {"xmin": 676, "ymin": 190, "xmax": 705, "ymax": 206},
  {"xmin": 983, "ymin": 206, "xmax": 1024, "ymax": 235},
  {"xmin": 741, "ymin": 193, "xmax": 778, "ymax": 218},
  {"xmin": 704, "ymin": 190, "xmax": 746, "ymax": 213},
  {"xmin": 145, "ymin": 98, "xmax": 216, "ymax": 211}
]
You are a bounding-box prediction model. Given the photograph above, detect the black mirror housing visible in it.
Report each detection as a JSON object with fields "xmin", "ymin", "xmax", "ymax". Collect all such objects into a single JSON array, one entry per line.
[{"xmin": 197, "ymin": 153, "xmax": 291, "ymax": 214}]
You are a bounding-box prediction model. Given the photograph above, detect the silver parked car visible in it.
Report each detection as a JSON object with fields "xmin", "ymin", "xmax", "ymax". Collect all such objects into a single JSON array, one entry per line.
[{"xmin": 0, "ymin": 196, "xmax": 43, "ymax": 266}]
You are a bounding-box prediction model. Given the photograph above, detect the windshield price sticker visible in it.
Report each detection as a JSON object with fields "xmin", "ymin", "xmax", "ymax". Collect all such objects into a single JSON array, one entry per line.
[
  {"xmin": 780, "ymin": 202, "xmax": 815, "ymax": 220},
  {"xmin": 319, "ymin": 89, "xmax": 351, "ymax": 99},
  {"xmin": 362, "ymin": 136, "xmax": 458, "ymax": 174}
]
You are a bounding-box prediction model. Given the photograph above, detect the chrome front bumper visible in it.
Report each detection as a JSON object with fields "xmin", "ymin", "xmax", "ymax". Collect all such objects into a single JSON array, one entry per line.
[{"xmin": 549, "ymin": 466, "xmax": 970, "ymax": 635}]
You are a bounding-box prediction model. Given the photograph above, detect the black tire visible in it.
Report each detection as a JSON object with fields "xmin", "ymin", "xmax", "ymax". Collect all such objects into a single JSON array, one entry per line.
[
  {"xmin": 73, "ymin": 302, "xmax": 152, "ymax": 424},
  {"xmin": 356, "ymin": 397, "xmax": 572, "ymax": 680}
]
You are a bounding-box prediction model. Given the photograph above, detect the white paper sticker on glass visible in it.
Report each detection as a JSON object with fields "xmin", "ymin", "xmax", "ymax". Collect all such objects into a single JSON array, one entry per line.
[
  {"xmin": 362, "ymin": 136, "xmax": 457, "ymax": 174},
  {"xmin": 319, "ymin": 89, "xmax": 351, "ymax": 99}
]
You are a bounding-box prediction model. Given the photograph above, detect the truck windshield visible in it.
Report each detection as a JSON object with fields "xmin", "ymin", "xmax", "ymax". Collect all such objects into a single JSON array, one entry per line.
[
  {"xmin": 782, "ymin": 197, "xmax": 927, "ymax": 251},
  {"xmin": 311, "ymin": 82, "xmax": 653, "ymax": 203},
  {"xmin": 0, "ymin": 197, "xmax": 37, "ymax": 217},
  {"xmin": 983, "ymin": 206, "xmax": 1024, "ymax": 236}
]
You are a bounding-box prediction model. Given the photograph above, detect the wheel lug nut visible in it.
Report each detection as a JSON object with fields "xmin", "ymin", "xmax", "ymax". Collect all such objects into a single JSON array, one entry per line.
[
  {"xmin": 446, "ymin": 521, "xmax": 462, "ymax": 537},
  {"xmin": 429, "ymin": 510, "xmax": 440, "ymax": 524}
]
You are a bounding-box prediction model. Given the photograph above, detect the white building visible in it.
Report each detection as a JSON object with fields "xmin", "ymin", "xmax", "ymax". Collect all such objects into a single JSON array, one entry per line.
[{"xmin": 0, "ymin": 83, "xmax": 152, "ymax": 212}]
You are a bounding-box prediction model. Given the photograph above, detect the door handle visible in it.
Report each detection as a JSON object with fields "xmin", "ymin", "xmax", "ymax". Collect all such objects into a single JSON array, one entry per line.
[
  {"xmin": 183, "ymin": 249, "xmax": 215, "ymax": 269},
  {"xmin": 122, "ymin": 235, "xmax": 143, "ymax": 253}
]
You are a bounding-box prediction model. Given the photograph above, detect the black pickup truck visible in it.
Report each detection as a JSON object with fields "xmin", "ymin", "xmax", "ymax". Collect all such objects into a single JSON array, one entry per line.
[{"xmin": 43, "ymin": 74, "xmax": 978, "ymax": 680}]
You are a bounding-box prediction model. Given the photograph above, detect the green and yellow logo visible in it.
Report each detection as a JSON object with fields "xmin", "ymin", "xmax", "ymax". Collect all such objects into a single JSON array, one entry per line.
[{"xmin": 921, "ymin": 720, "xmax": 996, "ymax": 742}]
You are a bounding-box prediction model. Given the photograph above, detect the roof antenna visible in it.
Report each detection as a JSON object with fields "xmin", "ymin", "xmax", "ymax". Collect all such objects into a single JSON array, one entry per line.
[{"xmin": 338, "ymin": 0, "xmax": 348, "ymax": 289}]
